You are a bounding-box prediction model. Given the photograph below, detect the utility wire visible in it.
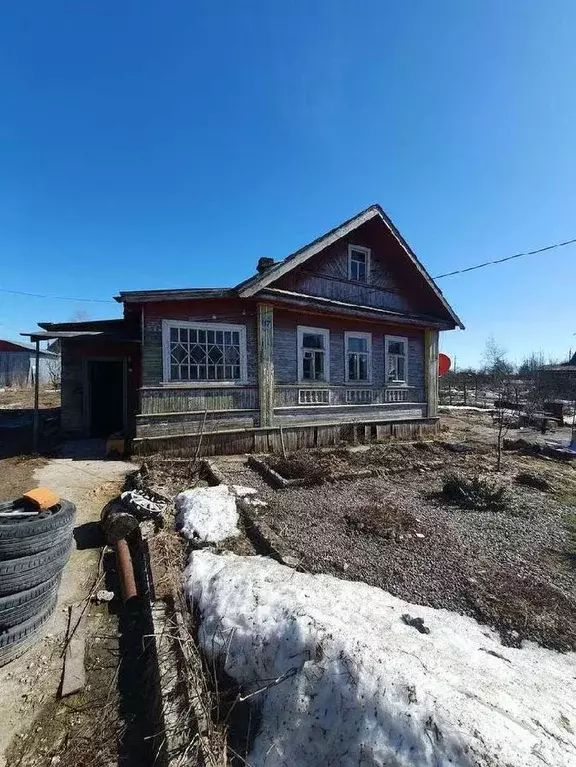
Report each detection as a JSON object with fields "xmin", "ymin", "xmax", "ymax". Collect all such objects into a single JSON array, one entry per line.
[
  {"xmin": 1, "ymin": 234, "xmax": 575, "ymax": 302},
  {"xmin": 433, "ymin": 236, "xmax": 576, "ymax": 279},
  {"xmin": 0, "ymin": 286, "xmax": 115, "ymax": 303}
]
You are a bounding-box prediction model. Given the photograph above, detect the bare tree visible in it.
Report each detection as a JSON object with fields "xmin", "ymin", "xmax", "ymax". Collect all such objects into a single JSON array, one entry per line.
[
  {"xmin": 70, "ymin": 309, "xmax": 90, "ymax": 323},
  {"xmin": 45, "ymin": 358, "xmax": 61, "ymax": 390}
]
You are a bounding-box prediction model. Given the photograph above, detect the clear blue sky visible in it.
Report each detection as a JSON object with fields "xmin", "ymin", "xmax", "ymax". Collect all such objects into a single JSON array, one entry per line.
[{"xmin": 1, "ymin": 1, "xmax": 575, "ymax": 367}]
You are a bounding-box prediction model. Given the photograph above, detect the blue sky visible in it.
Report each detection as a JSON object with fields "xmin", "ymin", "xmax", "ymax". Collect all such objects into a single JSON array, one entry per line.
[{"xmin": 1, "ymin": 1, "xmax": 575, "ymax": 367}]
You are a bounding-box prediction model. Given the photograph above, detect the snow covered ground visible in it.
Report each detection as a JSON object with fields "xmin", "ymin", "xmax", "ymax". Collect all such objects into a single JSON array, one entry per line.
[{"xmin": 185, "ymin": 551, "xmax": 576, "ymax": 767}]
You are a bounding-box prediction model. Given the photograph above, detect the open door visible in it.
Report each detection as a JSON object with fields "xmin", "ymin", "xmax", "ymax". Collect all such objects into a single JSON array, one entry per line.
[{"xmin": 87, "ymin": 359, "xmax": 125, "ymax": 438}]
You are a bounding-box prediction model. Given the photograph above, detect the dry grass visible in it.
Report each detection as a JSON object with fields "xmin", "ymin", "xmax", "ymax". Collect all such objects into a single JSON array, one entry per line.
[
  {"xmin": 465, "ymin": 573, "xmax": 576, "ymax": 651},
  {"xmin": 345, "ymin": 503, "xmax": 421, "ymax": 541}
]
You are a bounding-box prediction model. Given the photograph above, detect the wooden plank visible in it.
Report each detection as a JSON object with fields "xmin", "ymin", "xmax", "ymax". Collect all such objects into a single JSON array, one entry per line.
[
  {"xmin": 61, "ymin": 604, "xmax": 87, "ymax": 697},
  {"xmin": 257, "ymin": 304, "xmax": 275, "ymax": 427},
  {"xmin": 424, "ymin": 329, "xmax": 439, "ymax": 418}
]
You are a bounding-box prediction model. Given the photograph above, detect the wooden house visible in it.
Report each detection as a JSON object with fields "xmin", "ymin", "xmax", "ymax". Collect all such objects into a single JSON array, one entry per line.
[
  {"xmin": 538, "ymin": 353, "xmax": 576, "ymax": 402},
  {"xmin": 25, "ymin": 205, "xmax": 463, "ymax": 454}
]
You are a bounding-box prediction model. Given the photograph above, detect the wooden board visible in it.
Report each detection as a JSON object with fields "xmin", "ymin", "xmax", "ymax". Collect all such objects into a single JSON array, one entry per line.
[{"xmin": 61, "ymin": 604, "xmax": 87, "ymax": 697}]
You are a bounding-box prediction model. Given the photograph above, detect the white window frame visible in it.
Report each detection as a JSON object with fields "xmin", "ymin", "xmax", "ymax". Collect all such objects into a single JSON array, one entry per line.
[
  {"xmin": 162, "ymin": 320, "xmax": 248, "ymax": 385},
  {"xmin": 344, "ymin": 331, "xmax": 372, "ymax": 384},
  {"xmin": 347, "ymin": 244, "xmax": 371, "ymax": 283},
  {"xmin": 385, "ymin": 335, "xmax": 409, "ymax": 386},
  {"xmin": 297, "ymin": 325, "xmax": 330, "ymax": 383}
]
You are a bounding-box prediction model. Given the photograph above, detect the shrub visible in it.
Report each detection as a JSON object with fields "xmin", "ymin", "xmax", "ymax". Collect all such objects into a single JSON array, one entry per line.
[{"xmin": 442, "ymin": 472, "xmax": 508, "ymax": 511}]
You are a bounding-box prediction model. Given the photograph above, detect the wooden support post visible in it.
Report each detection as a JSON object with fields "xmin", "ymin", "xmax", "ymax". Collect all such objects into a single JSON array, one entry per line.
[
  {"xmin": 32, "ymin": 338, "xmax": 40, "ymax": 455},
  {"xmin": 424, "ymin": 330, "xmax": 439, "ymax": 418},
  {"xmin": 257, "ymin": 303, "xmax": 274, "ymax": 428}
]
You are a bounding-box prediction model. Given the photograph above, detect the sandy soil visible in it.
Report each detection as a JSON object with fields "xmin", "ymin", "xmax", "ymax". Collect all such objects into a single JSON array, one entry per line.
[{"xmin": 0, "ymin": 447, "xmax": 133, "ymax": 766}]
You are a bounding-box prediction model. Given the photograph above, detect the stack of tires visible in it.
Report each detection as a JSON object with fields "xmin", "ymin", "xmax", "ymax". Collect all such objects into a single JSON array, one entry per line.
[{"xmin": 0, "ymin": 499, "xmax": 76, "ymax": 667}]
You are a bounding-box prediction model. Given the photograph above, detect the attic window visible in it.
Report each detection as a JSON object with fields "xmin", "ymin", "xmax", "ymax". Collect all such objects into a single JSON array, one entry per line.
[{"xmin": 348, "ymin": 245, "xmax": 370, "ymax": 283}]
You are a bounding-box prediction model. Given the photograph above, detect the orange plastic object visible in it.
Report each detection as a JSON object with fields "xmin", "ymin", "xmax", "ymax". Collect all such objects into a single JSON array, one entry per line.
[{"xmin": 22, "ymin": 487, "xmax": 61, "ymax": 510}]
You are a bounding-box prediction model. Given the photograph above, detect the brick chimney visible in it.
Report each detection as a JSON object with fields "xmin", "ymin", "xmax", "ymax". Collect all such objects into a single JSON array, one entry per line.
[{"xmin": 256, "ymin": 257, "xmax": 276, "ymax": 273}]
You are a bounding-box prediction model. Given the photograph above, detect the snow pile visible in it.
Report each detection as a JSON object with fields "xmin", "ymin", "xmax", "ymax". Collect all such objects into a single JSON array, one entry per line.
[
  {"xmin": 175, "ymin": 486, "xmax": 240, "ymax": 542},
  {"xmin": 186, "ymin": 552, "xmax": 576, "ymax": 767}
]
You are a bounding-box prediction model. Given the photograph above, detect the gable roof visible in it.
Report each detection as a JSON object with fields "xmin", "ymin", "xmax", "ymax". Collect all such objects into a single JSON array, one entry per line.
[
  {"xmin": 236, "ymin": 204, "xmax": 464, "ymax": 329},
  {"xmin": 0, "ymin": 338, "xmax": 59, "ymax": 357}
]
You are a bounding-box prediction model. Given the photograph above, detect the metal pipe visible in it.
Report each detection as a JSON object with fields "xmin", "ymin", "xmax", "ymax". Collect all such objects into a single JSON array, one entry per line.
[{"xmin": 114, "ymin": 537, "xmax": 138, "ymax": 602}]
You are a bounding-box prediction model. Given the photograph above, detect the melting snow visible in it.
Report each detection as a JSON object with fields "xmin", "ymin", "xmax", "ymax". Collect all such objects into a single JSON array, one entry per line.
[
  {"xmin": 175, "ymin": 486, "xmax": 240, "ymax": 542},
  {"xmin": 185, "ymin": 551, "xmax": 576, "ymax": 767}
]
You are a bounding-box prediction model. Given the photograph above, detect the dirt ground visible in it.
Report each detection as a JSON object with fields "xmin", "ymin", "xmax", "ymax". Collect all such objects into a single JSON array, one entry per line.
[
  {"xmin": 0, "ymin": 387, "xmax": 60, "ymax": 411},
  {"xmin": 213, "ymin": 412, "xmax": 576, "ymax": 652},
  {"xmin": 0, "ymin": 447, "xmax": 133, "ymax": 767}
]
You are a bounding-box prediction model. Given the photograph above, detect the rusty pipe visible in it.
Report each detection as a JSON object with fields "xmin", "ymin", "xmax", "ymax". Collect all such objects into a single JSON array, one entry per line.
[{"xmin": 114, "ymin": 537, "xmax": 138, "ymax": 602}]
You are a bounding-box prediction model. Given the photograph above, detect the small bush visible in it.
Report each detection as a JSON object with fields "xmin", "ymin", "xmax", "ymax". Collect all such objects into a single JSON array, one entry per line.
[
  {"xmin": 442, "ymin": 472, "xmax": 508, "ymax": 511},
  {"xmin": 515, "ymin": 472, "xmax": 551, "ymax": 491}
]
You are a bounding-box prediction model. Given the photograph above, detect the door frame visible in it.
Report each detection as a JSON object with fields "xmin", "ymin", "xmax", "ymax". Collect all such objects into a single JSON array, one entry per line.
[{"xmin": 83, "ymin": 357, "xmax": 128, "ymax": 438}]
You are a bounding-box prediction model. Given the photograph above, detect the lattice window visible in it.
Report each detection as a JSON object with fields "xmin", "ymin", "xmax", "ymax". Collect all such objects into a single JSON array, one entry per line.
[
  {"xmin": 299, "ymin": 389, "xmax": 330, "ymax": 405},
  {"xmin": 385, "ymin": 388, "xmax": 408, "ymax": 403},
  {"xmin": 346, "ymin": 389, "xmax": 373, "ymax": 404},
  {"xmin": 163, "ymin": 322, "xmax": 246, "ymax": 382}
]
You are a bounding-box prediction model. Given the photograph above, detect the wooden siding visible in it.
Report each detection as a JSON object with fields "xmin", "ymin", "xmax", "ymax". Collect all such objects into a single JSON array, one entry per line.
[
  {"xmin": 273, "ymin": 309, "xmax": 425, "ymax": 392},
  {"xmin": 271, "ymin": 216, "xmax": 448, "ymax": 319},
  {"xmin": 274, "ymin": 404, "xmax": 425, "ymax": 424},
  {"xmin": 133, "ymin": 417, "xmax": 440, "ymax": 457},
  {"xmin": 60, "ymin": 344, "xmax": 84, "ymax": 434},
  {"xmin": 273, "ymin": 230, "xmax": 414, "ymax": 313},
  {"xmin": 274, "ymin": 386, "xmax": 425, "ymax": 407},
  {"xmin": 141, "ymin": 299, "xmax": 258, "ymax": 386},
  {"xmin": 136, "ymin": 410, "xmax": 257, "ymax": 437},
  {"xmin": 140, "ymin": 386, "xmax": 259, "ymax": 414}
]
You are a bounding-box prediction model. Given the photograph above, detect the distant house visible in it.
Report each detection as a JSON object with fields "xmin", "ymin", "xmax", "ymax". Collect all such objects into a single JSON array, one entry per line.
[
  {"xmin": 0, "ymin": 339, "xmax": 60, "ymax": 388},
  {"xmin": 24, "ymin": 204, "xmax": 463, "ymax": 452},
  {"xmin": 538, "ymin": 353, "xmax": 576, "ymax": 401}
]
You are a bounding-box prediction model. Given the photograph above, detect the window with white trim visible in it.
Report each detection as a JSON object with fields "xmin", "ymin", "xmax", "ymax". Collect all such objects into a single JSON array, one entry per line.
[
  {"xmin": 162, "ymin": 321, "xmax": 247, "ymax": 383},
  {"xmin": 385, "ymin": 335, "xmax": 408, "ymax": 384},
  {"xmin": 345, "ymin": 332, "xmax": 371, "ymax": 383},
  {"xmin": 297, "ymin": 326, "xmax": 330, "ymax": 382},
  {"xmin": 348, "ymin": 245, "xmax": 370, "ymax": 283}
]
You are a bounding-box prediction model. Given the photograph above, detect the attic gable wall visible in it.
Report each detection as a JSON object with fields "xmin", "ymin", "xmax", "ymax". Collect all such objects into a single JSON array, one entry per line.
[{"xmin": 269, "ymin": 218, "xmax": 450, "ymax": 320}]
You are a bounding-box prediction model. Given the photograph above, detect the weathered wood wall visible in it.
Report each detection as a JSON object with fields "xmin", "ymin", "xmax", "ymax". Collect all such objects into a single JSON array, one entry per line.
[
  {"xmin": 60, "ymin": 343, "xmax": 84, "ymax": 434},
  {"xmin": 140, "ymin": 386, "xmax": 259, "ymax": 413},
  {"xmin": 141, "ymin": 299, "xmax": 258, "ymax": 386},
  {"xmin": 272, "ymin": 217, "xmax": 445, "ymax": 317},
  {"xmin": 273, "ymin": 309, "xmax": 425, "ymax": 392},
  {"xmin": 133, "ymin": 417, "xmax": 440, "ymax": 457}
]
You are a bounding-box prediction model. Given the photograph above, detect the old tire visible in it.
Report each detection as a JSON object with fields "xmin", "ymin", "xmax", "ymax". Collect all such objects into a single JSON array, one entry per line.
[
  {"xmin": 0, "ymin": 592, "xmax": 58, "ymax": 667},
  {"xmin": 0, "ymin": 575, "xmax": 61, "ymax": 630},
  {"xmin": 0, "ymin": 539, "xmax": 73, "ymax": 596},
  {"xmin": 0, "ymin": 500, "xmax": 76, "ymax": 560}
]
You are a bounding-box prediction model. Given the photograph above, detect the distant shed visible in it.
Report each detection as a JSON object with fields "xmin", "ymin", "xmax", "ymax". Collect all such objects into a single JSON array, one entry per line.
[{"xmin": 0, "ymin": 339, "xmax": 60, "ymax": 388}]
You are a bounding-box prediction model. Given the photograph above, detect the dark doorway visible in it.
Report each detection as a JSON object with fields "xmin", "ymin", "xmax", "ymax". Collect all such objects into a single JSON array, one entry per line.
[{"xmin": 87, "ymin": 359, "xmax": 125, "ymax": 438}]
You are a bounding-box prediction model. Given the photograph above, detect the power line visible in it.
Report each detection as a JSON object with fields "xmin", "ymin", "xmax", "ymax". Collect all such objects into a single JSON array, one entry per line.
[
  {"xmin": 433, "ymin": 236, "xmax": 576, "ymax": 279},
  {"xmin": 2, "ymin": 232, "xmax": 575, "ymax": 301},
  {"xmin": 0, "ymin": 286, "xmax": 115, "ymax": 303}
]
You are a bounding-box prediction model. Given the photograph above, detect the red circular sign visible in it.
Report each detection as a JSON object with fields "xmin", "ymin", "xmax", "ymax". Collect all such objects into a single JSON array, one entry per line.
[{"xmin": 438, "ymin": 353, "xmax": 451, "ymax": 377}]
